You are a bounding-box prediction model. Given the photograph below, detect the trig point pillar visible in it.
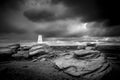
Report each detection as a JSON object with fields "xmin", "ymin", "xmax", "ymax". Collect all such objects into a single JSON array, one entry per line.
[{"xmin": 37, "ymin": 35, "xmax": 43, "ymax": 43}]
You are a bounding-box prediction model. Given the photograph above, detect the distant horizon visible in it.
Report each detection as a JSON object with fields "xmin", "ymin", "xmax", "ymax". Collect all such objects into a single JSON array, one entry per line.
[{"xmin": 1, "ymin": 36, "xmax": 120, "ymax": 43}]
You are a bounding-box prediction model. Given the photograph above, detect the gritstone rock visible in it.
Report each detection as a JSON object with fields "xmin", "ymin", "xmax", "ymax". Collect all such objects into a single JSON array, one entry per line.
[
  {"xmin": 0, "ymin": 44, "xmax": 20, "ymax": 55},
  {"xmin": 12, "ymin": 51, "xmax": 29, "ymax": 58},
  {"xmin": 0, "ymin": 48, "xmax": 13, "ymax": 55},
  {"xmin": 8, "ymin": 44, "xmax": 20, "ymax": 49},
  {"xmin": 19, "ymin": 46, "xmax": 31, "ymax": 51},
  {"xmin": 29, "ymin": 44, "xmax": 51, "ymax": 56},
  {"xmin": 52, "ymin": 50, "xmax": 111, "ymax": 79}
]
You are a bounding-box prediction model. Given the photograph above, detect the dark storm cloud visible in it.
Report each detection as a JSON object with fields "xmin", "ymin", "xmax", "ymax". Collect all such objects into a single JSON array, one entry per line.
[
  {"xmin": 35, "ymin": 30, "xmax": 64, "ymax": 37},
  {"xmin": 0, "ymin": 18, "xmax": 26, "ymax": 34},
  {"xmin": 95, "ymin": 0, "xmax": 120, "ymax": 26},
  {"xmin": 60, "ymin": 0, "xmax": 100, "ymax": 22},
  {"xmin": 0, "ymin": 25, "xmax": 25, "ymax": 34},
  {"xmin": 0, "ymin": 0, "xmax": 120, "ymax": 37},
  {"xmin": 23, "ymin": 0, "xmax": 71, "ymax": 22},
  {"xmin": 0, "ymin": 0, "xmax": 24, "ymax": 10},
  {"xmin": 24, "ymin": 10, "xmax": 57, "ymax": 22},
  {"xmin": 24, "ymin": 10, "xmax": 74, "ymax": 22},
  {"xmin": 61, "ymin": 0, "xmax": 120, "ymax": 26},
  {"xmin": 35, "ymin": 21, "xmax": 68, "ymax": 37},
  {"xmin": 23, "ymin": 0, "xmax": 99, "ymax": 22},
  {"xmin": 1, "ymin": 0, "xmax": 120, "ymax": 24},
  {"xmin": 104, "ymin": 27, "xmax": 120, "ymax": 37},
  {"xmin": 0, "ymin": 0, "xmax": 27, "ymax": 35}
]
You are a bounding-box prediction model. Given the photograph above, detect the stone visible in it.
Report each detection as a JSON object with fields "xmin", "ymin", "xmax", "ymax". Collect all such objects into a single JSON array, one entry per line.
[
  {"xmin": 12, "ymin": 51, "xmax": 29, "ymax": 58},
  {"xmin": 19, "ymin": 46, "xmax": 31, "ymax": 51},
  {"xmin": 8, "ymin": 44, "xmax": 20, "ymax": 49},
  {"xmin": 29, "ymin": 49, "xmax": 45, "ymax": 56},
  {"xmin": 29, "ymin": 44, "xmax": 51, "ymax": 56},
  {"xmin": 0, "ymin": 44, "xmax": 21, "ymax": 55},
  {"xmin": 52, "ymin": 50, "xmax": 111, "ymax": 79},
  {"xmin": 0, "ymin": 48, "xmax": 13, "ymax": 55},
  {"xmin": 73, "ymin": 50, "xmax": 101, "ymax": 60}
]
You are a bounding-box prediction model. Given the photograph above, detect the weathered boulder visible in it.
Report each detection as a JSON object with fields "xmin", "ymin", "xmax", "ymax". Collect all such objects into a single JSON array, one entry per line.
[
  {"xmin": 19, "ymin": 46, "xmax": 31, "ymax": 51},
  {"xmin": 0, "ymin": 44, "xmax": 20, "ymax": 55},
  {"xmin": 52, "ymin": 50, "xmax": 111, "ymax": 79},
  {"xmin": 12, "ymin": 51, "xmax": 29, "ymax": 58},
  {"xmin": 8, "ymin": 44, "xmax": 20, "ymax": 50},
  {"xmin": 0, "ymin": 47, "xmax": 13, "ymax": 55},
  {"xmin": 73, "ymin": 50, "xmax": 101, "ymax": 60},
  {"xmin": 29, "ymin": 44, "xmax": 51, "ymax": 56}
]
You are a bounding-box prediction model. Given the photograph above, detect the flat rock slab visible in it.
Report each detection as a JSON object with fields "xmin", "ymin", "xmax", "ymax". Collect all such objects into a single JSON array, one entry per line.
[{"xmin": 52, "ymin": 50, "xmax": 111, "ymax": 79}]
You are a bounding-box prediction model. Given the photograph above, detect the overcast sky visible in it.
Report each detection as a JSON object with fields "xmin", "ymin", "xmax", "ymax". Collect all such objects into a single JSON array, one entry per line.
[{"xmin": 0, "ymin": 0, "xmax": 120, "ymax": 40}]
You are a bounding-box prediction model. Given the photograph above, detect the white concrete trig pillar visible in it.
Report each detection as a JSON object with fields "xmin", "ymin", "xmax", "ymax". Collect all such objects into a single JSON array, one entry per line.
[{"xmin": 37, "ymin": 35, "xmax": 43, "ymax": 43}]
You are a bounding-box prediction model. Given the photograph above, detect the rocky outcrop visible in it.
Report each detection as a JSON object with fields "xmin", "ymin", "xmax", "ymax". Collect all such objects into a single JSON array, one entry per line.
[
  {"xmin": 29, "ymin": 44, "xmax": 51, "ymax": 56},
  {"xmin": 0, "ymin": 44, "xmax": 20, "ymax": 55},
  {"xmin": 0, "ymin": 48, "xmax": 13, "ymax": 55},
  {"xmin": 0, "ymin": 43, "xmax": 111, "ymax": 80},
  {"xmin": 0, "ymin": 43, "xmax": 52, "ymax": 59},
  {"xmin": 12, "ymin": 51, "xmax": 29, "ymax": 58},
  {"xmin": 8, "ymin": 44, "xmax": 20, "ymax": 50},
  {"xmin": 52, "ymin": 50, "xmax": 111, "ymax": 79}
]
